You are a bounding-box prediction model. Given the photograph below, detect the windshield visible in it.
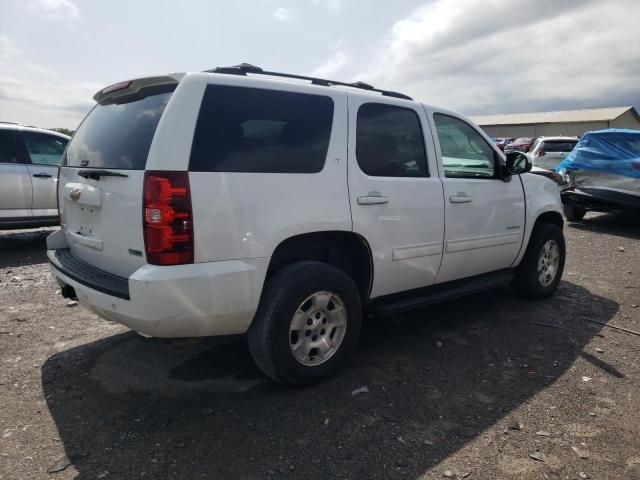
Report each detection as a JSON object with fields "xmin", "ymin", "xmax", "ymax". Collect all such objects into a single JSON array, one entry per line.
[{"xmin": 65, "ymin": 91, "xmax": 173, "ymax": 169}]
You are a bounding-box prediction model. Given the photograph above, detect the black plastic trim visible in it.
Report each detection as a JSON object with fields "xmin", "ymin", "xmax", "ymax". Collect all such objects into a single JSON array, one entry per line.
[
  {"xmin": 561, "ymin": 188, "xmax": 640, "ymax": 212},
  {"xmin": 0, "ymin": 216, "xmax": 59, "ymax": 230},
  {"xmin": 369, "ymin": 269, "xmax": 513, "ymax": 315},
  {"xmin": 206, "ymin": 63, "xmax": 413, "ymax": 100},
  {"xmin": 49, "ymin": 248, "xmax": 130, "ymax": 300}
]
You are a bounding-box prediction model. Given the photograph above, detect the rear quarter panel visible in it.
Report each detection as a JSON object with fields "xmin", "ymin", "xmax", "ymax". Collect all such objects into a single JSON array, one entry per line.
[{"xmin": 162, "ymin": 74, "xmax": 352, "ymax": 262}]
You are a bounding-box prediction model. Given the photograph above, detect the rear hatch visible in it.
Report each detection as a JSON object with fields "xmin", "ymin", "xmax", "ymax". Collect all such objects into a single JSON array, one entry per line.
[
  {"xmin": 59, "ymin": 76, "xmax": 179, "ymax": 277},
  {"xmin": 533, "ymin": 140, "xmax": 577, "ymax": 171}
]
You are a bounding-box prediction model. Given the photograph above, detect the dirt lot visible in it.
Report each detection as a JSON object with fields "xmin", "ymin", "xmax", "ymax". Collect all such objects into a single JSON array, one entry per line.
[{"xmin": 1, "ymin": 213, "xmax": 639, "ymax": 480}]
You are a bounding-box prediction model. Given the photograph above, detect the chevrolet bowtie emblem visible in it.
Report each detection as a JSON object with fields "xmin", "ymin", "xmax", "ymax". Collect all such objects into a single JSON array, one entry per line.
[{"xmin": 70, "ymin": 189, "xmax": 82, "ymax": 201}]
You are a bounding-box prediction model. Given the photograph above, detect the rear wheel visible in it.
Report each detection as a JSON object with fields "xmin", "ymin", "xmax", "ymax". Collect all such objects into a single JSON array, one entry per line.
[
  {"xmin": 512, "ymin": 223, "xmax": 565, "ymax": 299},
  {"xmin": 247, "ymin": 261, "xmax": 362, "ymax": 385},
  {"xmin": 563, "ymin": 204, "xmax": 586, "ymax": 221}
]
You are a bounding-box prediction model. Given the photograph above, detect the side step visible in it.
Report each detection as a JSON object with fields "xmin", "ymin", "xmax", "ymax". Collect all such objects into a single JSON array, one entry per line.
[{"xmin": 369, "ymin": 269, "xmax": 514, "ymax": 316}]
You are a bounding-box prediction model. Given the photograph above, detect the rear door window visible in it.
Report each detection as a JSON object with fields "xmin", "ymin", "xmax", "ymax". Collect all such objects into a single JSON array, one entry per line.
[
  {"xmin": 356, "ymin": 103, "xmax": 428, "ymax": 177},
  {"xmin": 189, "ymin": 85, "xmax": 334, "ymax": 173},
  {"xmin": 541, "ymin": 141, "xmax": 577, "ymax": 152},
  {"xmin": 23, "ymin": 132, "xmax": 68, "ymax": 165},
  {"xmin": 65, "ymin": 91, "xmax": 173, "ymax": 169},
  {"xmin": 0, "ymin": 131, "xmax": 20, "ymax": 164}
]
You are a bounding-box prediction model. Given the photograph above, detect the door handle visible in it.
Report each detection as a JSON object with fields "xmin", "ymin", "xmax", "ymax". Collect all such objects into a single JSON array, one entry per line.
[
  {"xmin": 449, "ymin": 192, "xmax": 473, "ymax": 203},
  {"xmin": 32, "ymin": 172, "xmax": 53, "ymax": 178},
  {"xmin": 357, "ymin": 195, "xmax": 389, "ymax": 205}
]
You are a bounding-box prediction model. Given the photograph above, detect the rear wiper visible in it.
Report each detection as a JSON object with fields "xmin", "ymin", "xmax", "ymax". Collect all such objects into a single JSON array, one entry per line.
[{"xmin": 77, "ymin": 169, "xmax": 129, "ymax": 180}]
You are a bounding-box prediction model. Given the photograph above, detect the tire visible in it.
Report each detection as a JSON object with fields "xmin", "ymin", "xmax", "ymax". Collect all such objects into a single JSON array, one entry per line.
[
  {"xmin": 512, "ymin": 223, "xmax": 565, "ymax": 299},
  {"xmin": 563, "ymin": 204, "xmax": 586, "ymax": 221},
  {"xmin": 247, "ymin": 261, "xmax": 362, "ymax": 386}
]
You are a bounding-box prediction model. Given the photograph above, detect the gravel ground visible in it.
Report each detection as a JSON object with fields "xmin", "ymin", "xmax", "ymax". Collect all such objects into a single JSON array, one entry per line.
[{"xmin": 1, "ymin": 213, "xmax": 639, "ymax": 480}]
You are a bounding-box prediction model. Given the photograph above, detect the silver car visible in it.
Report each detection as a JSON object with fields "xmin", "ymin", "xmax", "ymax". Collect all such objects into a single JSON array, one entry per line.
[{"xmin": 0, "ymin": 122, "xmax": 69, "ymax": 229}]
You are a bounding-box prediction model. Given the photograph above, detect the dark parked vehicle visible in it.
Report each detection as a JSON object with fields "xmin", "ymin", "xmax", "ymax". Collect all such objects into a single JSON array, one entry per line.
[
  {"xmin": 505, "ymin": 137, "xmax": 536, "ymax": 153},
  {"xmin": 493, "ymin": 137, "xmax": 514, "ymax": 152}
]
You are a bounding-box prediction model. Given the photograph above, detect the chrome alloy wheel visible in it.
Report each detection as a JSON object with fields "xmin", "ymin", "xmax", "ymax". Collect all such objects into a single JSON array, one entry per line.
[
  {"xmin": 538, "ymin": 239, "xmax": 560, "ymax": 287},
  {"xmin": 289, "ymin": 291, "xmax": 347, "ymax": 366}
]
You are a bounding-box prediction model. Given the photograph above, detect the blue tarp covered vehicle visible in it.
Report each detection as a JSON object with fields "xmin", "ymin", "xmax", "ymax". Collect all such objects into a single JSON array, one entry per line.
[{"xmin": 556, "ymin": 129, "xmax": 640, "ymax": 219}]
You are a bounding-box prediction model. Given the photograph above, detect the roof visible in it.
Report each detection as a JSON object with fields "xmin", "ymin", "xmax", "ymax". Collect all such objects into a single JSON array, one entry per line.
[
  {"xmin": 0, "ymin": 122, "xmax": 71, "ymax": 139},
  {"xmin": 535, "ymin": 136, "xmax": 579, "ymax": 141},
  {"xmin": 471, "ymin": 106, "xmax": 638, "ymax": 126}
]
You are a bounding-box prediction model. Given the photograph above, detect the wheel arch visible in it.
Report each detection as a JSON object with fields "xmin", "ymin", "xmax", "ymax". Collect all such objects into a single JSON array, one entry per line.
[
  {"xmin": 265, "ymin": 230, "xmax": 374, "ymax": 303},
  {"xmin": 534, "ymin": 210, "xmax": 564, "ymax": 230},
  {"xmin": 513, "ymin": 208, "xmax": 564, "ymax": 267}
]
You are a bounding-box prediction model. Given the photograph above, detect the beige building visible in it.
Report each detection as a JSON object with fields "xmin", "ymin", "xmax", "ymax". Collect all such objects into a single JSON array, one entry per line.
[{"xmin": 471, "ymin": 106, "xmax": 640, "ymax": 138}]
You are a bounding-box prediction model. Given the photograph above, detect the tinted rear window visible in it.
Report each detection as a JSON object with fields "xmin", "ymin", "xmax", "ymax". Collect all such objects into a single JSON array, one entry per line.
[
  {"xmin": 65, "ymin": 91, "xmax": 172, "ymax": 169},
  {"xmin": 0, "ymin": 131, "xmax": 19, "ymax": 163},
  {"xmin": 356, "ymin": 103, "xmax": 428, "ymax": 177},
  {"xmin": 189, "ymin": 85, "xmax": 334, "ymax": 173},
  {"xmin": 540, "ymin": 140, "xmax": 577, "ymax": 152}
]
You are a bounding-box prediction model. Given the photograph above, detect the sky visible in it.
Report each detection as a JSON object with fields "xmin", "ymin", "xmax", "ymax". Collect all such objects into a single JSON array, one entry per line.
[{"xmin": 1, "ymin": 0, "xmax": 639, "ymax": 129}]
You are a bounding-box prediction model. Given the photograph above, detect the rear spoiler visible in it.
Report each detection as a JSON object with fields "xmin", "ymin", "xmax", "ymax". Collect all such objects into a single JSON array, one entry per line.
[{"xmin": 93, "ymin": 74, "xmax": 185, "ymax": 105}]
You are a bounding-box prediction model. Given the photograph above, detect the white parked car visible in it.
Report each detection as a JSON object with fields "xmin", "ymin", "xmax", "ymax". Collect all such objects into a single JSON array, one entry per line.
[
  {"xmin": 47, "ymin": 65, "xmax": 566, "ymax": 385},
  {"xmin": 529, "ymin": 136, "xmax": 579, "ymax": 171},
  {"xmin": 0, "ymin": 122, "xmax": 69, "ymax": 229}
]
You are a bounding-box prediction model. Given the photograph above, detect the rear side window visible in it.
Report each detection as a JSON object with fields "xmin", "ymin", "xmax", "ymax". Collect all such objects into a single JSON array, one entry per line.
[
  {"xmin": 23, "ymin": 132, "xmax": 68, "ymax": 166},
  {"xmin": 540, "ymin": 141, "xmax": 577, "ymax": 152},
  {"xmin": 189, "ymin": 85, "xmax": 334, "ymax": 173},
  {"xmin": 65, "ymin": 91, "xmax": 172, "ymax": 169},
  {"xmin": 0, "ymin": 131, "xmax": 19, "ymax": 163}
]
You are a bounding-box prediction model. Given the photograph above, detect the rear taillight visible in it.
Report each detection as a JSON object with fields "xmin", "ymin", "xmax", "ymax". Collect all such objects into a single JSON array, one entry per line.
[{"xmin": 143, "ymin": 171, "xmax": 194, "ymax": 265}]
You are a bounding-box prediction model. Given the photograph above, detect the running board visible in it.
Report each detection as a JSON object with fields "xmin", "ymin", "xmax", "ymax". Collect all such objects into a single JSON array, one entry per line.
[{"xmin": 369, "ymin": 269, "xmax": 514, "ymax": 316}]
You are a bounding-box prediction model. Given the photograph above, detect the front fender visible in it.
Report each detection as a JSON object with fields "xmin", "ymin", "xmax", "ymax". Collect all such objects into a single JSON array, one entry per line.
[{"xmin": 513, "ymin": 173, "xmax": 563, "ymax": 266}]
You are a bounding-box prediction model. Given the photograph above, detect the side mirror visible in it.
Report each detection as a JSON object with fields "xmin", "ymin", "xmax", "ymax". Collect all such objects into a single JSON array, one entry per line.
[{"xmin": 505, "ymin": 151, "xmax": 531, "ymax": 175}]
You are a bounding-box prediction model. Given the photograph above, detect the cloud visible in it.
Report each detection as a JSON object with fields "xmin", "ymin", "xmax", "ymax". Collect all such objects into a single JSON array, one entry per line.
[
  {"xmin": 320, "ymin": 0, "xmax": 640, "ymax": 115},
  {"xmin": 272, "ymin": 7, "xmax": 292, "ymax": 22},
  {"xmin": 0, "ymin": 34, "xmax": 99, "ymax": 128},
  {"xmin": 27, "ymin": 0, "xmax": 80, "ymax": 21},
  {"xmin": 311, "ymin": 0, "xmax": 342, "ymax": 13},
  {"xmin": 310, "ymin": 50, "xmax": 350, "ymax": 78},
  {"xmin": 0, "ymin": 35, "xmax": 21, "ymax": 61}
]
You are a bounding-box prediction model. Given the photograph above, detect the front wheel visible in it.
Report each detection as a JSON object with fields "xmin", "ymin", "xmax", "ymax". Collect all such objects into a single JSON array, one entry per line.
[
  {"xmin": 247, "ymin": 261, "xmax": 362, "ymax": 385},
  {"xmin": 512, "ymin": 223, "xmax": 566, "ymax": 299}
]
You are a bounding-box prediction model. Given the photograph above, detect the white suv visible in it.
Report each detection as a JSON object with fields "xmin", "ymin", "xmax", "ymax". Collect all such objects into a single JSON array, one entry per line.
[
  {"xmin": 529, "ymin": 136, "xmax": 579, "ymax": 172},
  {"xmin": 0, "ymin": 122, "xmax": 69, "ymax": 229},
  {"xmin": 47, "ymin": 64, "xmax": 566, "ymax": 385}
]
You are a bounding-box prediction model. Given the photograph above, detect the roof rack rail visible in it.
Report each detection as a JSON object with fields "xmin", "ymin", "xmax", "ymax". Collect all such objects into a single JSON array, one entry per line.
[{"xmin": 204, "ymin": 63, "xmax": 412, "ymax": 101}]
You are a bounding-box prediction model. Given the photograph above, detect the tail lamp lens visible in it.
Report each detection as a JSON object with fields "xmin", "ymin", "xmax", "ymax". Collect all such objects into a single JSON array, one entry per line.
[{"xmin": 143, "ymin": 171, "xmax": 194, "ymax": 265}]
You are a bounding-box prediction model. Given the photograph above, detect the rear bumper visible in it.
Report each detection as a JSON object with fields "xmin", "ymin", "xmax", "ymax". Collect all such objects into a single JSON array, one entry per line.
[{"xmin": 47, "ymin": 237, "xmax": 269, "ymax": 338}]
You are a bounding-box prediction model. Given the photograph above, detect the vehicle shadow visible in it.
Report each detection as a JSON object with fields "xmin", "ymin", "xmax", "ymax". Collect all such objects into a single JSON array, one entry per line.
[
  {"xmin": 567, "ymin": 211, "xmax": 640, "ymax": 240},
  {"xmin": 0, "ymin": 228, "xmax": 55, "ymax": 268},
  {"xmin": 43, "ymin": 281, "xmax": 617, "ymax": 479}
]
